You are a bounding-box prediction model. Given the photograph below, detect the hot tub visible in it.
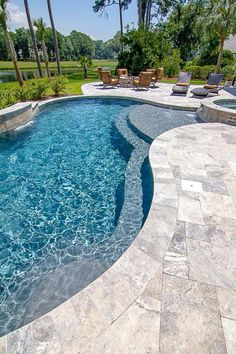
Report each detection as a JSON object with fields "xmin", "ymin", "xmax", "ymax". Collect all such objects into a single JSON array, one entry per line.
[{"xmin": 197, "ymin": 97, "xmax": 236, "ymax": 126}]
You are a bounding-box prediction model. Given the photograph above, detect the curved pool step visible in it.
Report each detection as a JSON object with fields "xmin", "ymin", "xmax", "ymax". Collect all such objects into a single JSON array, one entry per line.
[{"xmin": 104, "ymin": 110, "xmax": 151, "ymax": 259}]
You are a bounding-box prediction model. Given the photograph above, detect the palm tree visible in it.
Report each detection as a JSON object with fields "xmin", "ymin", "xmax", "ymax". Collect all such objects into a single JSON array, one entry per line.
[
  {"xmin": 0, "ymin": 0, "xmax": 24, "ymax": 86},
  {"xmin": 204, "ymin": 0, "xmax": 236, "ymax": 73},
  {"xmin": 34, "ymin": 18, "xmax": 50, "ymax": 77},
  {"xmin": 23, "ymin": 0, "xmax": 42, "ymax": 77},
  {"xmin": 93, "ymin": 0, "xmax": 132, "ymax": 52},
  {"xmin": 78, "ymin": 56, "xmax": 92, "ymax": 79},
  {"xmin": 47, "ymin": 0, "xmax": 62, "ymax": 75}
]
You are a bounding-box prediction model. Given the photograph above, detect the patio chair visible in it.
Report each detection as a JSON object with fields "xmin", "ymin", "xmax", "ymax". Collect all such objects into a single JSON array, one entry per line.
[
  {"xmin": 172, "ymin": 72, "xmax": 192, "ymax": 94},
  {"xmin": 191, "ymin": 73, "xmax": 223, "ymax": 97},
  {"xmin": 133, "ymin": 72, "xmax": 153, "ymax": 90},
  {"xmin": 100, "ymin": 71, "xmax": 119, "ymax": 88},
  {"xmin": 97, "ymin": 66, "xmax": 103, "ymax": 80},
  {"xmin": 117, "ymin": 68, "xmax": 128, "ymax": 77},
  {"xmin": 151, "ymin": 67, "xmax": 164, "ymax": 87}
]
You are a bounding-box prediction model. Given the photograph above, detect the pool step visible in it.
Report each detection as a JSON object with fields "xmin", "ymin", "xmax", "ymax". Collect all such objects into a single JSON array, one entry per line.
[{"xmin": 106, "ymin": 110, "xmax": 150, "ymax": 258}]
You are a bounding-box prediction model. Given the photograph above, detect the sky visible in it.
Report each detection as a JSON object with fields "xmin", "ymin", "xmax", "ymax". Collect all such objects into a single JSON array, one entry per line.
[{"xmin": 7, "ymin": 0, "xmax": 138, "ymax": 41}]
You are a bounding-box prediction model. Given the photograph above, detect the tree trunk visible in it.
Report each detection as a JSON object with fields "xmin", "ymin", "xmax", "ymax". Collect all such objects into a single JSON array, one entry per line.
[
  {"xmin": 84, "ymin": 65, "xmax": 87, "ymax": 79},
  {"xmin": 47, "ymin": 0, "xmax": 62, "ymax": 75},
  {"xmin": 5, "ymin": 31, "xmax": 24, "ymax": 86},
  {"xmin": 215, "ymin": 35, "xmax": 224, "ymax": 74},
  {"xmin": 24, "ymin": 0, "xmax": 43, "ymax": 77},
  {"xmin": 42, "ymin": 40, "xmax": 50, "ymax": 77},
  {"xmin": 118, "ymin": 0, "xmax": 124, "ymax": 52},
  {"xmin": 137, "ymin": 0, "xmax": 143, "ymax": 27},
  {"xmin": 145, "ymin": 0, "xmax": 152, "ymax": 30}
]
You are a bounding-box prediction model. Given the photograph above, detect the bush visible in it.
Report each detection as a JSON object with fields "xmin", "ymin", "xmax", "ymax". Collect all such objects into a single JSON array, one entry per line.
[
  {"xmin": 163, "ymin": 49, "xmax": 181, "ymax": 77},
  {"xmin": 117, "ymin": 28, "xmax": 165, "ymax": 75},
  {"xmin": 26, "ymin": 78, "xmax": 50, "ymax": 100},
  {"xmin": 51, "ymin": 75, "xmax": 68, "ymax": 96},
  {"xmin": 183, "ymin": 64, "xmax": 216, "ymax": 79},
  {"xmin": 0, "ymin": 90, "xmax": 18, "ymax": 110},
  {"xmin": 221, "ymin": 65, "xmax": 235, "ymax": 80}
]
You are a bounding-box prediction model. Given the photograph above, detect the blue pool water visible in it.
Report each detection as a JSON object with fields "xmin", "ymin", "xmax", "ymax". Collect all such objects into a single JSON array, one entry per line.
[{"xmin": 0, "ymin": 98, "xmax": 198, "ymax": 336}]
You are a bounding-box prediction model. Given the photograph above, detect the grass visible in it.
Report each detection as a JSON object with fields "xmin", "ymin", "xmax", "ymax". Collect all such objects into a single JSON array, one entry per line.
[
  {"xmin": 0, "ymin": 60, "xmax": 206, "ymax": 99},
  {"xmin": 0, "ymin": 60, "xmax": 118, "ymax": 71}
]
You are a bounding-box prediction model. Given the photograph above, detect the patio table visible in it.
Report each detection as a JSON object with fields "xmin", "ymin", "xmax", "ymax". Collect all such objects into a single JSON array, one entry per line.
[{"xmin": 119, "ymin": 76, "xmax": 136, "ymax": 88}]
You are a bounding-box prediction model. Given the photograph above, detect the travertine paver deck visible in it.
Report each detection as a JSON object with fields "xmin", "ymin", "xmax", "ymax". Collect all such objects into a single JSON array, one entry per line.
[
  {"xmin": 82, "ymin": 82, "xmax": 234, "ymax": 110},
  {"xmin": 1, "ymin": 88, "xmax": 236, "ymax": 353}
]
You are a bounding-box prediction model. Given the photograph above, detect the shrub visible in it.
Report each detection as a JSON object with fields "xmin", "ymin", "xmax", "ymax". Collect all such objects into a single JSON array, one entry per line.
[
  {"xmin": 221, "ymin": 65, "xmax": 235, "ymax": 80},
  {"xmin": 183, "ymin": 64, "xmax": 216, "ymax": 79},
  {"xmin": 163, "ymin": 49, "xmax": 181, "ymax": 77},
  {"xmin": 117, "ymin": 28, "xmax": 165, "ymax": 75},
  {"xmin": 51, "ymin": 75, "xmax": 68, "ymax": 96},
  {"xmin": 0, "ymin": 90, "xmax": 18, "ymax": 110},
  {"xmin": 26, "ymin": 78, "xmax": 50, "ymax": 100}
]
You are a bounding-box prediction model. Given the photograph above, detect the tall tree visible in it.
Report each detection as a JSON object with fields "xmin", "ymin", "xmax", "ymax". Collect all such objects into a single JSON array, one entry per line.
[
  {"xmin": 34, "ymin": 18, "xmax": 50, "ymax": 77},
  {"xmin": 93, "ymin": 0, "xmax": 131, "ymax": 52},
  {"xmin": 47, "ymin": 0, "xmax": 62, "ymax": 74},
  {"xmin": 204, "ymin": 0, "xmax": 236, "ymax": 73},
  {"xmin": 0, "ymin": 0, "xmax": 23, "ymax": 86},
  {"xmin": 23, "ymin": 0, "xmax": 42, "ymax": 77},
  {"xmin": 137, "ymin": 0, "xmax": 150, "ymax": 29}
]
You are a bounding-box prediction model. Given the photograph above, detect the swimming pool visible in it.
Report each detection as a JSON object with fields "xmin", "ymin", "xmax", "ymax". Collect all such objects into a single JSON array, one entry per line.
[{"xmin": 0, "ymin": 98, "xmax": 197, "ymax": 336}]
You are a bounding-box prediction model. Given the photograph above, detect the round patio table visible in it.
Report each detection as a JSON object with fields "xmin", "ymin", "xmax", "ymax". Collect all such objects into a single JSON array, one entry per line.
[{"xmin": 119, "ymin": 76, "xmax": 136, "ymax": 88}]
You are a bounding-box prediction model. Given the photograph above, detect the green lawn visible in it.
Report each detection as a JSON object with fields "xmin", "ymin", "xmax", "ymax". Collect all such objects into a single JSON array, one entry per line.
[
  {"xmin": 0, "ymin": 61, "xmax": 205, "ymax": 99},
  {"xmin": 0, "ymin": 60, "xmax": 118, "ymax": 71}
]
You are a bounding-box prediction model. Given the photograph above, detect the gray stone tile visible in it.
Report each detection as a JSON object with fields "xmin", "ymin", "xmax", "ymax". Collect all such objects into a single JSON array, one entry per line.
[
  {"xmin": 187, "ymin": 239, "xmax": 236, "ymax": 290},
  {"xmin": 163, "ymin": 221, "xmax": 189, "ymax": 279},
  {"xmin": 221, "ymin": 318, "xmax": 236, "ymax": 354},
  {"xmin": 185, "ymin": 222, "xmax": 226, "ymax": 245},
  {"xmin": 32, "ymin": 315, "xmax": 63, "ymax": 354},
  {"xmin": 0, "ymin": 337, "xmax": 6, "ymax": 354},
  {"xmin": 178, "ymin": 196, "xmax": 204, "ymax": 225},
  {"xmin": 83, "ymin": 290, "xmax": 161, "ymax": 354},
  {"xmin": 160, "ymin": 275, "xmax": 227, "ymax": 354},
  {"xmin": 6, "ymin": 325, "xmax": 34, "ymax": 354},
  {"xmin": 199, "ymin": 191, "xmax": 236, "ymax": 221},
  {"xmin": 217, "ymin": 288, "xmax": 236, "ymax": 320},
  {"xmin": 222, "ymin": 133, "xmax": 236, "ymax": 145},
  {"xmin": 206, "ymin": 162, "xmax": 234, "ymax": 178},
  {"xmin": 202, "ymin": 178, "xmax": 229, "ymax": 195},
  {"xmin": 153, "ymin": 182, "xmax": 178, "ymax": 208}
]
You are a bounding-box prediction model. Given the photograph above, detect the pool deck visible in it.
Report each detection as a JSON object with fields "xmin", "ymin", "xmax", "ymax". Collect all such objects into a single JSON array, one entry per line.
[
  {"xmin": 1, "ymin": 85, "xmax": 236, "ymax": 353},
  {"xmin": 82, "ymin": 82, "xmax": 234, "ymax": 110}
]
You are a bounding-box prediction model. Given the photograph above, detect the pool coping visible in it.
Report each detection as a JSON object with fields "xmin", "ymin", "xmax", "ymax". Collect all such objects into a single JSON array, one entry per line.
[{"xmin": 1, "ymin": 91, "xmax": 236, "ymax": 352}]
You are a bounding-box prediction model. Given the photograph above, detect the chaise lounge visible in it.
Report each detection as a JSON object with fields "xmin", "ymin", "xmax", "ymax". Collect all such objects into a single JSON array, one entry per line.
[
  {"xmin": 191, "ymin": 73, "xmax": 223, "ymax": 97},
  {"xmin": 172, "ymin": 72, "xmax": 192, "ymax": 94}
]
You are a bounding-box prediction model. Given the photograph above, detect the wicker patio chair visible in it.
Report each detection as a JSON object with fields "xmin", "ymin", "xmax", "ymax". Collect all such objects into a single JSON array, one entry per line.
[
  {"xmin": 101, "ymin": 71, "xmax": 119, "ymax": 88},
  {"xmin": 150, "ymin": 67, "xmax": 164, "ymax": 87},
  {"xmin": 97, "ymin": 66, "xmax": 103, "ymax": 80},
  {"xmin": 133, "ymin": 72, "xmax": 153, "ymax": 90},
  {"xmin": 117, "ymin": 68, "xmax": 128, "ymax": 77}
]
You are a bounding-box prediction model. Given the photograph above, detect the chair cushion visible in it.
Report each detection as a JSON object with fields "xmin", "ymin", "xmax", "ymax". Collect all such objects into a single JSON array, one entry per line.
[
  {"xmin": 133, "ymin": 79, "xmax": 139, "ymax": 85},
  {"xmin": 176, "ymin": 82, "xmax": 189, "ymax": 86},
  {"xmin": 204, "ymin": 84, "xmax": 217, "ymax": 89}
]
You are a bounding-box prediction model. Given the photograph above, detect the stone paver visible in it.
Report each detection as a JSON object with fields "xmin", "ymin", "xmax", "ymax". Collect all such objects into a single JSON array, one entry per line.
[
  {"xmin": 82, "ymin": 82, "xmax": 233, "ymax": 111},
  {"xmin": 1, "ymin": 89, "xmax": 236, "ymax": 353},
  {"xmin": 160, "ymin": 275, "xmax": 227, "ymax": 354}
]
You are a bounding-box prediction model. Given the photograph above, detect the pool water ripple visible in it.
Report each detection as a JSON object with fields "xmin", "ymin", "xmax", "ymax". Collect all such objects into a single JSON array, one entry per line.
[
  {"xmin": 0, "ymin": 97, "xmax": 198, "ymax": 336},
  {"xmin": 0, "ymin": 98, "xmax": 152, "ymax": 336}
]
